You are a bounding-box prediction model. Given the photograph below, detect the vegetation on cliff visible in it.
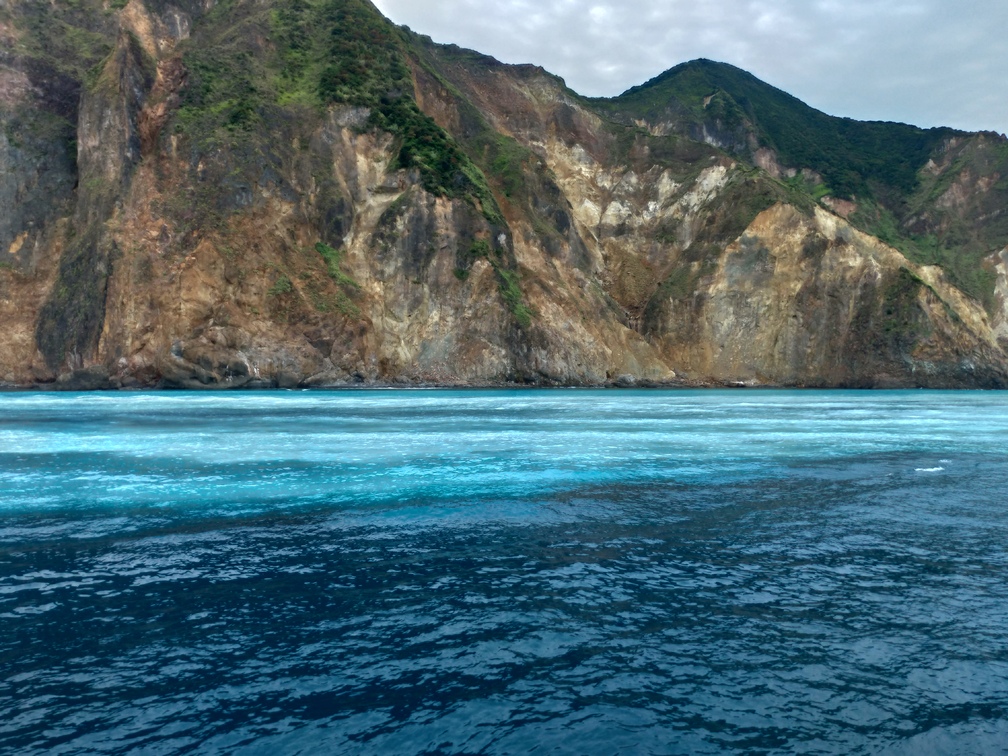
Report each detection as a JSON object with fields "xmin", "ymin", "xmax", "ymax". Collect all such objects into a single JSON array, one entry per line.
[{"xmin": 174, "ymin": 0, "xmax": 505, "ymax": 225}]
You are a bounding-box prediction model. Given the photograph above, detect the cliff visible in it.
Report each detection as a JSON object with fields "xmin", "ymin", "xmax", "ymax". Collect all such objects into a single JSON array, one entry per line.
[{"xmin": 2, "ymin": 0, "xmax": 1007, "ymax": 389}]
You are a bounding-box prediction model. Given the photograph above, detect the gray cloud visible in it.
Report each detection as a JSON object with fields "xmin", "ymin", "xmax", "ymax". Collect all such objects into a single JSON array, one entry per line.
[{"xmin": 372, "ymin": 0, "xmax": 1008, "ymax": 135}]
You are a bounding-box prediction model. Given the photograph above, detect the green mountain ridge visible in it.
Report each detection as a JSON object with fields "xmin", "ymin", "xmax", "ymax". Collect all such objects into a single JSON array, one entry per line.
[{"xmin": 602, "ymin": 58, "xmax": 962, "ymax": 199}]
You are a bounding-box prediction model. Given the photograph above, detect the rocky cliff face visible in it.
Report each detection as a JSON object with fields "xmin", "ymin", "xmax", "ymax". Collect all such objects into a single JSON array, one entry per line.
[{"xmin": 2, "ymin": 0, "xmax": 1007, "ymax": 389}]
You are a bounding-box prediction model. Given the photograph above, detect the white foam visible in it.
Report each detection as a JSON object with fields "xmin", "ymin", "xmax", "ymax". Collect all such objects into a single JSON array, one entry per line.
[{"xmin": 915, "ymin": 467, "xmax": 945, "ymax": 473}]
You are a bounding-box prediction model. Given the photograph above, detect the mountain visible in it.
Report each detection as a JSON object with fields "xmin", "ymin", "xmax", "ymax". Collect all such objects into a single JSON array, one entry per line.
[{"xmin": 1, "ymin": 0, "xmax": 1007, "ymax": 389}]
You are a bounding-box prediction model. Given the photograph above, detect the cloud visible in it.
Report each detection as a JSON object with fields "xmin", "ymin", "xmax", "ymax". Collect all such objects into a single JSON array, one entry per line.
[{"xmin": 371, "ymin": 0, "xmax": 1008, "ymax": 135}]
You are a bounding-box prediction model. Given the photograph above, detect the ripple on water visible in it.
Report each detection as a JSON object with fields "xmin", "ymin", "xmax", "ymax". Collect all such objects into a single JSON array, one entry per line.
[{"xmin": 1, "ymin": 391, "xmax": 1008, "ymax": 754}]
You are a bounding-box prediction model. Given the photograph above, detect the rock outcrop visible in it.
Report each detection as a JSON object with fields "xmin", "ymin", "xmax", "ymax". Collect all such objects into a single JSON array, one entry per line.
[{"xmin": 1, "ymin": 0, "xmax": 1007, "ymax": 389}]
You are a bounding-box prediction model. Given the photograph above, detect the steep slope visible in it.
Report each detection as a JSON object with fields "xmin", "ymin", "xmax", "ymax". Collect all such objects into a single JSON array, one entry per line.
[{"xmin": 1, "ymin": 0, "xmax": 1007, "ymax": 388}]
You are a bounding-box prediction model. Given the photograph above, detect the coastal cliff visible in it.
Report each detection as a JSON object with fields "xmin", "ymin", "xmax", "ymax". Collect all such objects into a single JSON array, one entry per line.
[{"xmin": 2, "ymin": 0, "xmax": 1007, "ymax": 388}]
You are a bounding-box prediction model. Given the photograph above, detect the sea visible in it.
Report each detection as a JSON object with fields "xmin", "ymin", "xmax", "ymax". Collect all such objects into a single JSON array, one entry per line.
[{"xmin": 1, "ymin": 389, "xmax": 1007, "ymax": 754}]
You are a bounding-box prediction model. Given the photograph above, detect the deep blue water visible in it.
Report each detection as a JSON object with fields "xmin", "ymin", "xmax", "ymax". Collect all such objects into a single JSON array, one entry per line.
[{"xmin": 1, "ymin": 389, "xmax": 1007, "ymax": 754}]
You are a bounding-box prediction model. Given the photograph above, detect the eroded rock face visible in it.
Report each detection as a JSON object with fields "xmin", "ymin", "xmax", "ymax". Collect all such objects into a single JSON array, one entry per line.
[
  {"xmin": 645, "ymin": 205, "xmax": 1007, "ymax": 387},
  {"xmin": 2, "ymin": 0, "xmax": 1007, "ymax": 389},
  {"xmin": 991, "ymin": 250, "xmax": 1008, "ymax": 347}
]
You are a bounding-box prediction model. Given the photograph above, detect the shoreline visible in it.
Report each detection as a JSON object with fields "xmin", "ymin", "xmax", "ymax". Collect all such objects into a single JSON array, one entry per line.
[{"xmin": 0, "ymin": 378, "xmax": 1000, "ymax": 392}]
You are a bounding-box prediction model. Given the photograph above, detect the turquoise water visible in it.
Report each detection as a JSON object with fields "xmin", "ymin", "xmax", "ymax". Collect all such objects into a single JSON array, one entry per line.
[{"xmin": 1, "ymin": 390, "xmax": 1007, "ymax": 753}]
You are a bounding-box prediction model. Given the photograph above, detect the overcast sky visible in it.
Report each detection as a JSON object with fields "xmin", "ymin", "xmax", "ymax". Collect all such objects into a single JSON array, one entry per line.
[{"xmin": 371, "ymin": 0, "xmax": 1008, "ymax": 136}]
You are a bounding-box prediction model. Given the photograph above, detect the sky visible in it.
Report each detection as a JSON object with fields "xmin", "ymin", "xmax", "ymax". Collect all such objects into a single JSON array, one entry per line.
[{"xmin": 371, "ymin": 0, "xmax": 1008, "ymax": 136}]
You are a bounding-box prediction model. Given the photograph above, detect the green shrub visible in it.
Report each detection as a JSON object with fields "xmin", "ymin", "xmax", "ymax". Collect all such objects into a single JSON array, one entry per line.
[
  {"xmin": 315, "ymin": 242, "xmax": 359, "ymax": 289},
  {"xmin": 268, "ymin": 275, "xmax": 293, "ymax": 296},
  {"xmin": 469, "ymin": 239, "xmax": 492, "ymax": 259},
  {"xmin": 495, "ymin": 267, "xmax": 532, "ymax": 329}
]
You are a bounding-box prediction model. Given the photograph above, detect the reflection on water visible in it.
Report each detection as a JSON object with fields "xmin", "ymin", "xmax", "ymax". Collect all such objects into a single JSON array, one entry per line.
[{"xmin": 1, "ymin": 390, "xmax": 1007, "ymax": 754}]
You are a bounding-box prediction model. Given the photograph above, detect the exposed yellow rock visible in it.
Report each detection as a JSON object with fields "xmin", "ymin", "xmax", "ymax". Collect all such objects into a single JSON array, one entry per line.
[{"xmin": 6, "ymin": 232, "xmax": 28, "ymax": 258}]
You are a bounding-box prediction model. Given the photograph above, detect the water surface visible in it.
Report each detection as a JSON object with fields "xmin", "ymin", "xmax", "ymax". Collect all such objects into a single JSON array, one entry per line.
[{"xmin": 1, "ymin": 390, "xmax": 1007, "ymax": 754}]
